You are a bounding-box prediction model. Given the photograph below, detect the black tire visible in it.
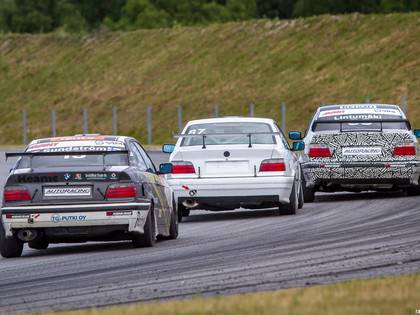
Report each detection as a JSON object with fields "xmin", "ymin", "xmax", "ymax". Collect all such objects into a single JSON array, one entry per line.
[
  {"xmin": 168, "ymin": 202, "xmax": 179, "ymax": 240},
  {"xmin": 298, "ymin": 181, "xmax": 304, "ymax": 209},
  {"xmin": 0, "ymin": 220, "xmax": 23, "ymax": 258},
  {"xmin": 302, "ymin": 176, "xmax": 315, "ymax": 203},
  {"xmin": 279, "ymin": 181, "xmax": 298, "ymax": 215},
  {"xmin": 132, "ymin": 203, "xmax": 156, "ymax": 248},
  {"xmin": 406, "ymin": 185, "xmax": 420, "ymax": 196},
  {"xmin": 177, "ymin": 203, "xmax": 185, "ymax": 222},
  {"xmin": 28, "ymin": 239, "xmax": 49, "ymax": 250}
]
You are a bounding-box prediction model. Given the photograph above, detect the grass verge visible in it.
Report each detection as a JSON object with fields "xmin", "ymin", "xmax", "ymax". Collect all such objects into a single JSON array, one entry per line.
[{"xmin": 51, "ymin": 273, "xmax": 419, "ymax": 315}]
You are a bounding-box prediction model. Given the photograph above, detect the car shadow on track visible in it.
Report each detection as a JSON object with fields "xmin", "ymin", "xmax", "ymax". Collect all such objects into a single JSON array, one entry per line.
[
  {"xmin": 21, "ymin": 241, "xmax": 135, "ymax": 258},
  {"xmin": 180, "ymin": 208, "xmax": 283, "ymax": 223},
  {"xmin": 313, "ymin": 190, "xmax": 407, "ymax": 203}
]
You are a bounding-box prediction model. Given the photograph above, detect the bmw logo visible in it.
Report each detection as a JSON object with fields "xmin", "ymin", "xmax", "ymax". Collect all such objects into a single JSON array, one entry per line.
[
  {"xmin": 51, "ymin": 214, "xmax": 60, "ymax": 223},
  {"xmin": 64, "ymin": 173, "xmax": 71, "ymax": 181}
]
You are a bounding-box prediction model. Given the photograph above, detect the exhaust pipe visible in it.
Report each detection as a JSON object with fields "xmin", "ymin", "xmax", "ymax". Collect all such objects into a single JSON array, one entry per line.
[
  {"xmin": 17, "ymin": 229, "xmax": 38, "ymax": 242},
  {"xmin": 182, "ymin": 199, "xmax": 198, "ymax": 208}
]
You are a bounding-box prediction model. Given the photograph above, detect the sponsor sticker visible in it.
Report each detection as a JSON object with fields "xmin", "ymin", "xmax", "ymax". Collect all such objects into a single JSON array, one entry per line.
[
  {"xmin": 51, "ymin": 214, "xmax": 87, "ymax": 223},
  {"xmin": 342, "ymin": 147, "xmax": 382, "ymax": 156},
  {"xmin": 319, "ymin": 108, "xmax": 402, "ymax": 119},
  {"xmin": 44, "ymin": 187, "xmax": 92, "ymax": 197}
]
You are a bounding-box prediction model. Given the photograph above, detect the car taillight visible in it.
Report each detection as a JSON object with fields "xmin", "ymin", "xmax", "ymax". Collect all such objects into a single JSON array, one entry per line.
[
  {"xmin": 172, "ymin": 161, "xmax": 196, "ymax": 174},
  {"xmin": 309, "ymin": 143, "xmax": 331, "ymax": 157},
  {"xmin": 393, "ymin": 142, "xmax": 416, "ymax": 156},
  {"xmin": 4, "ymin": 186, "xmax": 31, "ymax": 201},
  {"xmin": 259, "ymin": 159, "xmax": 286, "ymax": 172},
  {"xmin": 106, "ymin": 183, "xmax": 137, "ymax": 198}
]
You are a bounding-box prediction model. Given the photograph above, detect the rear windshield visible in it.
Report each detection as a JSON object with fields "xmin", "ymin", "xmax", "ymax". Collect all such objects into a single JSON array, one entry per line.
[
  {"xmin": 312, "ymin": 121, "xmax": 410, "ymax": 132},
  {"xmin": 17, "ymin": 140, "xmax": 128, "ymax": 169},
  {"xmin": 181, "ymin": 122, "xmax": 276, "ymax": 146}
]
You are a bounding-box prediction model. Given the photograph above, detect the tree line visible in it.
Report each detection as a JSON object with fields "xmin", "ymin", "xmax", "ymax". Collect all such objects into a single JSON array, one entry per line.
[{"xmin": 1, "ymin": 0, "xmax": 419, "ymax": 34}]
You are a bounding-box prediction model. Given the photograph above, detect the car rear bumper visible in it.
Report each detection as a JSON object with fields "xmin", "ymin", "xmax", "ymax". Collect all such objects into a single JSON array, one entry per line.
[
  {"xmin": 167, "ymin": 176, "xmax": 295, "ymax": 209},
  {"xmin": 302, "ymin": 161, "xmax": 420, "ymax": 188},
  {"xmin": 1, "ymin": 202, "xmax": 151, "ymax": 238}
]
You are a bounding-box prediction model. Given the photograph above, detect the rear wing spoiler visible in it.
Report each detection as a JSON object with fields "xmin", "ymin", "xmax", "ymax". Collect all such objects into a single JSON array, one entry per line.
[
  {"xmin": 312, "ymin": 119, "xmax": 412, "ymax": 132},
  {"xmin": 5, "ymin": 150, "xmax": 129, "ymax": 160},
  {"xmin": 174, "ymin": 132, "xmax": 281, "ymax": 149}
]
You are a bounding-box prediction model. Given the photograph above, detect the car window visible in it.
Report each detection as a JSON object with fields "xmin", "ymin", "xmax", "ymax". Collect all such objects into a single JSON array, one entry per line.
[
  {"xmin": 274, "ymin": 123, "xmax": 290, "ymax": 149},
  {"xmin": 129, "ymin": 142, "xmax": 148, "ymax": 171},
  {"xmin": 181, "ymin": 122, "xmax": 276, "ymax": 146},
  {"xmin": 312, "ymin": 121, "xmax": 410, "ymax": 132},
  {"xmin": 133, "ymin": 142, "xmax": 156, "ymax": 173},
  {"xmin": 17, "ymin": 139, "xmax": 129, "ymax": 169}
]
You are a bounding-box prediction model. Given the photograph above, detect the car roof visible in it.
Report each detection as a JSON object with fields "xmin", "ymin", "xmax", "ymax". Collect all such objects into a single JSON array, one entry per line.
[
  {"xmin": 185, "ymin": 116, "xmax": 276, "ymax": 126},
  {"xmin": 27, "ymin": 135, "xmax": 131, "ymax": 145},
  {"xmin": 317, "ymin": 104, "xmax": 402, "ymax": 111}
]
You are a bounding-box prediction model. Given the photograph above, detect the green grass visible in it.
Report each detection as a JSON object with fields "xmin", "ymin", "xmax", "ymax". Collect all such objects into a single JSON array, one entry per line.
[
  {"xmin": 49, "ymin": 273, "xmax": 420, "ymax": 315},
  {"xmin": 1, "ymin": 13, "xmax": 420, "ymax": 145}
]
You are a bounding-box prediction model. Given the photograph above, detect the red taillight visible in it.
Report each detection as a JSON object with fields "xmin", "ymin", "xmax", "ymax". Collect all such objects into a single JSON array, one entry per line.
[
  {"xmin": 309, "ymin": 144, "xmax": 331, "ymax": 157},
  {"xmin": 259, "ymin": 159, "xmax": 286, "ymax": 172},
  {"xmin": 106, "ymin": 183, "xmax": 137, "ymax": 198},
  {"xmin": 172, "ymin": 161, "xmax": 196, "ymax": 174},
  {"xmin": 4, "ymin": 186, "xmax": 31, "ymax": 201},
  {"xmin": 393, "ymin": 143, "xmax": 416, "ymax": 156}
]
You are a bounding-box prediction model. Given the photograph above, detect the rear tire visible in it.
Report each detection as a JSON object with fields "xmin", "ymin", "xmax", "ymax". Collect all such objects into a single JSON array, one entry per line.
[
  {"xmin": 177, "ymin": 203, "xmax": 185, "ymax": 222},
  {"xmin": 406, "ymin": 185, "xmax": 420, "ymax": 196},
  {"xmin": 279, "ymin": 182, "xmax": 298, "ymax": 215},
  {"xmin": 298, "ymin": 181, "xmax": 304, "ymax": 209},
  {"xmin": 160, "ymin": 200, "xmax": 179, "ymax": 240},
  {"xmin": 302, "ymin": 176, "xmax": 315, "ymax": 203},
  {"xmin": 0, "ymin": 220, "xmax": 23, "ymax": 258},
  {"xmin": 132, "ymin": 203, "xmax": 156, "ymax": 248}
]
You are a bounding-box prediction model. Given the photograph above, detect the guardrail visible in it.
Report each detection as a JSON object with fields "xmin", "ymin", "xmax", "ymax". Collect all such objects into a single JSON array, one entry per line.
[{"xmin": 21, "ymin": 97, "xmax": 408, "ymax": 146}]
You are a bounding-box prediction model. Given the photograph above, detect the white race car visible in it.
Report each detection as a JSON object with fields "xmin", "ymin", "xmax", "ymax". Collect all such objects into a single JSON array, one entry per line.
[{"xmin": 163, "ymin": 117, "xmax": 304, "ymax": 221}]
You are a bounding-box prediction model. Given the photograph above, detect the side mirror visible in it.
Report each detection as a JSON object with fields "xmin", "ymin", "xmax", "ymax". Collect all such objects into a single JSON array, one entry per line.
[
  {"xmin": 162, "ymin": 144, "xmax": 175, "ymax": 153},
  {"xmin": 414, "ymin": 129, "xmax": 420, "ymax": 138},
  {"xmin": 289, "ymin": 131, "xmax": 302, "ymax": 140},
  {"xmin": 159, "ymin": 163, "xmax": 173, "ymax": 174},
  {"xmin": 292, "ymin": 141, "xmax": 305, "ymax": 151}
]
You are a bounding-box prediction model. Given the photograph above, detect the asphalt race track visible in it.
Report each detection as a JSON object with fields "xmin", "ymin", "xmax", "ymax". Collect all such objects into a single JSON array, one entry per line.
[{"xmin": 0, "ymin": 149, "xmax": 419, "ymax": 313}]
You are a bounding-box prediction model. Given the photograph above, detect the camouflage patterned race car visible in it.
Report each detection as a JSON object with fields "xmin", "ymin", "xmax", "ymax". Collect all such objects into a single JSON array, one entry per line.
[
  {"xmin": 290, "ymin": 104, "xmax": 420, "ymax": 202},
  {"xmin": 0, "ymin": 135, "xmax": 178, "ymax": 258}
]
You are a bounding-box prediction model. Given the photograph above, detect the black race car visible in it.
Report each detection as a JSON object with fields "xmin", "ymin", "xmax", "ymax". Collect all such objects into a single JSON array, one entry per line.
[{"xmin": 0, "ymin": 135, "xmax": 178, "ymax": 258}]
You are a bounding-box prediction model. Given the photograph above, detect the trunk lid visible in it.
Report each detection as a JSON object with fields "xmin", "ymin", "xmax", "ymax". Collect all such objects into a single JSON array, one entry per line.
[
  {"xmin": 310, "ymin": 131, "xmax": 417, "ymax": 163},
  {"xmin": 173, "ymin": 145, "xmax": 276, "ymax": 178}
]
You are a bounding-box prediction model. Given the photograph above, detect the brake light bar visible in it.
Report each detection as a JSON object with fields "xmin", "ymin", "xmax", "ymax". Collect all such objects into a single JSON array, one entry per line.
[
  {"xmin": 393, "ymin": 142, "xmax": 416, "ymax": 156},
  {"xmin": 309, "ymin": 143, "xmax": 331, "ymax": 157},
  {"xmin": 4, "ymin": 186, "xmax": 31, "ymax": 201},
  {"xmin": 259, "ymin": 159, "xmax": 286, "ymax": 172},
  {"xmin": 106, "ymin": 183, "xmax": 137, "ymax": 198},
  {"xmin": 172, "ymin": 161, "xmax": 196, "ymax": 174}
]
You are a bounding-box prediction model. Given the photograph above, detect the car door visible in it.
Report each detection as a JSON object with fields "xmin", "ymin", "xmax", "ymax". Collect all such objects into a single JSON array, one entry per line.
[{"xmin": 131, "ymin": 141, "xmax": 171, "ymax": 229}]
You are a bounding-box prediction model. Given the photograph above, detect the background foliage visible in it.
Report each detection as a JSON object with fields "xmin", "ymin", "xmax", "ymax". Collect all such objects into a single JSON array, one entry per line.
[
  {"xmin": 1, "ymin": 0, "xmax": 420, "ymax": 33},
  {"xmin": 1, "ymin": 13, "xmax": 419, "ymax": 145}
]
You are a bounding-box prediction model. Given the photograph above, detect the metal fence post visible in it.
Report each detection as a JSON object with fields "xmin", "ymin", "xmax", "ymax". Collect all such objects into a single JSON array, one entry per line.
[
  {"xmin": 215, "ymin": 104, "xmax": 219, "ymax": 118},
  {"xmin": 52, "ymin": 110, "xmax": 56, "ymax": 137},
  {"xmin": 83, "ymin": 108, "xmax": 88, "ymax": 134},
  {"xmin": 366, "ymin": 98, "xmax": 370, "ymax": 104},
  {"xmin": 402, "ymin": 96, "xmax": 406, "ymax": 114},
  {"xmin": 282, "ymin": 102, "xmax": 286, "ymax": 132},
  {"xmin": 250, "ymin": 103, "xmax": 254, "ymax": 117},
  {"xmin": 147, "ymin": 106, "xmax": 152, "ymax": 145},
  {"xmin": 178, "ymin": 105, "xmax": 182, "ymax": 134},
  {"xmin": 23, "ymin": 110, "xmax": 27, "ymax": 145},
  {"xmin": 113, "ymin": 107, "xmax": 117, "ymax": 135}
]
